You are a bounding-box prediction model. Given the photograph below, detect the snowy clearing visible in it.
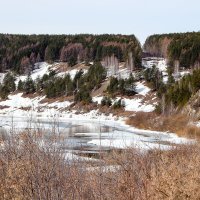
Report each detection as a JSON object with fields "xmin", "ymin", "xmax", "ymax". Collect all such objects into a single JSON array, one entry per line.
[
  {"xmin": 135, "ymin": 81, "xmax": 151, "ymax": 96},
  {"xmin": 92, "ymin": 96, "xmax": 155, "ymax": 112},
  {"xmin": 142, "ymin": 57, "xmax": 168, "ymax": 72},
  {"xmin": 123, "ymin": 98, "xmax": 155, "ymax": 112},
  {"xmin": 92, "ymin": 81, "xmax": 153, "ymax": 112},
  {"xmin": 15, "ymin": 62, "xmax": 51, "ymax": 85}
]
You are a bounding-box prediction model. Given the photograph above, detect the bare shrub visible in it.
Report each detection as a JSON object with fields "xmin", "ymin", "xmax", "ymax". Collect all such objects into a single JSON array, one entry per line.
[
  {"xmin": 94, "ymin": 145, "xmax": 200, "ymax": 199},
  {"xmin": 0, "ymin": 130, "xmax": 92, "ymax": 199},
  {"xmin": 0, "ymin": 128, "xmax": 200, "ymax": 199}
]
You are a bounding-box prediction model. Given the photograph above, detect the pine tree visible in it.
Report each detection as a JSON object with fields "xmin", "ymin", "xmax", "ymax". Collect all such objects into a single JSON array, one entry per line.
[
  {"xmin": 17, "ymin": 80, "xmax": 24, "ymax": 91},
  {"xmin": 0, "ymin": 85, "xmax": 10, "ymax": 99},
  {"xmin": 24, "ymin": 75, "xmax": 35, "ymax": 94},
  {"xmin": 3, "ymin": 73, "xmax": 16, "ymax": 92}
]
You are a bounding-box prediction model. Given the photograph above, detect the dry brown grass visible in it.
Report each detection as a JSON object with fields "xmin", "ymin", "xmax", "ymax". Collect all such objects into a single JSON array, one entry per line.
[
  {"xmin": 39, "ymin": 95, "xmax": 74, "ymax": 104},
  {"xmin": 127, "ymin": 112, "xmax": 158, "ymax": 130},
  {"xmin": 179, "ymin": 124, "xmax": 200, "ymax": 139},
  {"xmin": 127, "ymin": 112, "xmax": 200, "ymax": 138},
  {"xmin": 1, "ymin": 130, "xmax": 200, "ymax": 200}
]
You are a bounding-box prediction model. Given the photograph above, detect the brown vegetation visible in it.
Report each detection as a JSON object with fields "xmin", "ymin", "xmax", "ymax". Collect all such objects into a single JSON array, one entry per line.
[
  {"xmin": 127, "ymin": 112, "xmax": 200, "ymax": 138},
  {"xmin": 0, "ymin": 129, "xmax": 200, "ymax": 199}
]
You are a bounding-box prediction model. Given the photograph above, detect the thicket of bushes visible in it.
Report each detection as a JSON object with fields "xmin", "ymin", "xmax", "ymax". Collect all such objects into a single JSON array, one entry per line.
[{"xmin": 0, "ymin": 128, "xmax": 200, "ymax": 199}]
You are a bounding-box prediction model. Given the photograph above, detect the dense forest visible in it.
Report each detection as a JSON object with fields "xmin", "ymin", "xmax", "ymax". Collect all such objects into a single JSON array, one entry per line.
[
  {"xmin": 0, "ymin": 34, "xmax": 142, "ymax": 74},
  {"xmin": 144, "ymin": 32, "xmax": 200, "ymax": 69}
]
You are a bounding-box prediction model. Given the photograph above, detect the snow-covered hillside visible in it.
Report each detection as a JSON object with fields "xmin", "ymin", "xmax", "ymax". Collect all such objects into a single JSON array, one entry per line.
[
  {"xmin": 142, "ymin": 57, "xmax": 168, "ymax": 82},
  {"xmin": 93, "ymin": 81, "xmax": 155, "ymax": 112},
  {"xmin": 0, "ymin": 62, "xmax": 156, "ymax": 115},
  {"xmin": 142, "ymin": 57, "xmax": 191, "ymax": 83},
  {"xmin": 0, "ymin": 61, "xmax": 193, "ymax": 152},
  {"xmin": 13, "ymin": 62, "xmax": 88, "ymax": 85},
  {"xmin": 142, "ymin": 57, "xmax": 168, "ymax": 73}
]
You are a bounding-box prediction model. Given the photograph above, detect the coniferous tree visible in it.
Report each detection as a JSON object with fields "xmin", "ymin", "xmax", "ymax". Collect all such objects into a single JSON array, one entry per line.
[
  {"xmin": 17, "ymin": 80, "xmax": 24, "ymax": 91},
  {"xmin": 0, "ymin": 85, "xmax": 10, "ymax": 99},
  {"xmin": 3, "ymin": 73, "xmax": 16, "ymax": 92},
  {"xmin": 24, "ymin": 75, "xmax": 35, "ymax": 94}
]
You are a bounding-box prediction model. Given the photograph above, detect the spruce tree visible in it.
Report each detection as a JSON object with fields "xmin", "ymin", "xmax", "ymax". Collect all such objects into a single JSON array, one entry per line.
[
  {"xmin": 24, "ymin": 75, "xmax": 35, "ymax": 94},
  {"xmin": 17, "ymin": 80, "xmax": 24, "ymax": 91},
  {"xmin": 3, "ymin": 72, "xmax": 16, "ymax": 92}
]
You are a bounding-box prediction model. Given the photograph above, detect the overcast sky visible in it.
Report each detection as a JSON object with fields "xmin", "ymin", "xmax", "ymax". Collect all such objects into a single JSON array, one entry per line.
[{"xmin": 0, "ymin": 0, "xmax": 199, "ymax": 44}]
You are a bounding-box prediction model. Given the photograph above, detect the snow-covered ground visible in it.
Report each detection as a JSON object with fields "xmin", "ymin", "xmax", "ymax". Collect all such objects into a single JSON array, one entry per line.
[
  {"xmin": 135, "ymin": 81, "xmax": 151, "ymax": 96},
  {"xmin": 123, "ymin": 98, "xmax": 155, "ymax": 112},
  {"xmin": 0, "ymin": 61, "xmax": 193, "ymax": 153},
  {"xmin": 93, "ymin": 96, "xmax": 154, "ymax": 112},
  {"xmin": 93, "ymin": 96, "xmax": 104, "ymax": 105},
  {"xmin": 0, "ymin": 62, "xmax": 155, "ymax": 117},
  {"xmin": 142, "ymin": 57, "xmax": 192, "ymax": 83},
  {"xmin": 0, "ymin": 109, "xmax": 193, "ymax": 151},
  {"xmin": 142, "ymin": 57, "xmax": 168, "ymax": 73},
  {"xmin": 15, "ymin": 62, "xmax": 51, "ymax": 85},
  {"xmin": 0, "ymin": 93, "xmax": 45, "ymax": 110},
  {"xmin": 0, "ymin": 86, "xmax": 154, "ymax": 118},
  {"xmin": 93, "ymin": 81, "xmax": 155, "ymax": 112},
  {"xmin": 12, "ymin": 62, "xmax": 88, "ymax": 86},
  {"xmin": 56, "ymin": 68, "xmax": 88, "ymax": 80},
  {"xmin": 0, "ymin": 92, "xmax": 73, "ymax": 118}
]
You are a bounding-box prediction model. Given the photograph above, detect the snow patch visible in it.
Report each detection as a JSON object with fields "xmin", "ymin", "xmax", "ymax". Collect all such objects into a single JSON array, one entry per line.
[
  {"xmin": 123, "ymin": 98, "xmax": 155, "ymax": 112},
  {"xmin": 135, "ymin": 81, "xmax": 151, "ymax": 96},
  {"xmin": 15, "ymin": 62, "xmax": 51, "ymax": 85},
  {"xmin": 142, "ymin": 57, "xmax": 167, "ymax": 73},
  {"xmin": 93, "ymin": 96, "xmax": 104, "ymax": 104}
]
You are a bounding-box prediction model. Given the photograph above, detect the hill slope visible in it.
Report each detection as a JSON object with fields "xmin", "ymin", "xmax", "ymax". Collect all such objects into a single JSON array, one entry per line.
[
  {"xmin": 0, "ymin": 34, "xmax": 142, "ymax": 74},
  {"xmin": 144, "ymin": 32, "xmax": 200, "ymax": 70}
]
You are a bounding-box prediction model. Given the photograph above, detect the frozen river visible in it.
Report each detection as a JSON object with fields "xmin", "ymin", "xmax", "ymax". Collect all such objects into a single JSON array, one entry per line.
[{"xmin": 0, "ymin": 115, "xmax": 192, "ymax": 157}]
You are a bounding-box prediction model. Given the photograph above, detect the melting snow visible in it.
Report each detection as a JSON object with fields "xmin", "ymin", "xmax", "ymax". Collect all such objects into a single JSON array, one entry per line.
[
  {"xmin": 0, "ymin": 61, "xmax": 192, "ymax": 152},
  {"xmin": 142, "ymin": 57, "xmax": 167, "ymax": 72},
  {"xmin": 86, "ymin": 125, "xmax": 193, "ymax": 150},
  {"xmin": 0, "ymin": 92, "xmax": 192, "ymax": 152},
  {"xmin": 93, "ymin": 81, "xmax": 153, "ymax": 112},
  {"xmin": 135, "ymin": 81, "xmax": 151, "ymax": 96},
  {"xmin": 66, "ymin": 68, "xmax": 88, "ymax": 80},
  {"xmin": 15, "ymin": 62, "xmax": 51, "ymax": 85},
  {"xmin": 123, "ymin": 98, "xmax": 155, "ymax": 112},
  {"xmin": 0, "ymin": 93, "xmax": 45, "ymax": 109},
  {"xmin": 93, "ymin": 96, "xmax": 104, "ymax": 104}
]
